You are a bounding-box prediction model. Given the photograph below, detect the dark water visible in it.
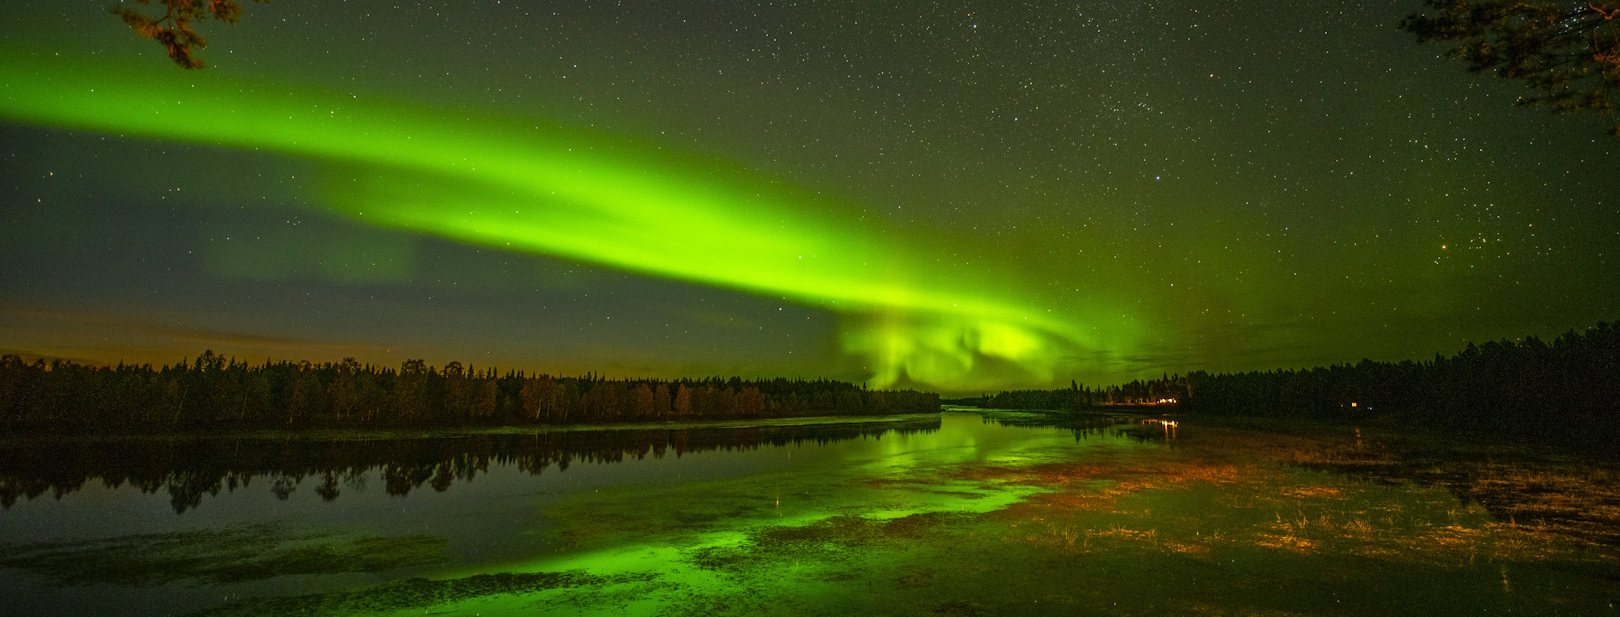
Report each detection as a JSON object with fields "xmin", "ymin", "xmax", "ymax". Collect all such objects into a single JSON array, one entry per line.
[{"xmin": 1, "ymin": 411, "xmax": 1616, "ymax": 616}]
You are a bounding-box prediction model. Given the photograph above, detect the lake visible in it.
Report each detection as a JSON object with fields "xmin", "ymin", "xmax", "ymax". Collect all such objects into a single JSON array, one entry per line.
[{"xmin": 1, "ymin": 410, "xmax": 1616, "ymax": 616}]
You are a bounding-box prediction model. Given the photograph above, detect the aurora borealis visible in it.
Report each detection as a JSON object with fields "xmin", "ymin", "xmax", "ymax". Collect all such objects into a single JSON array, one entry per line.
[{"xmin": 2, "ymin": 1, "xmax": 1617, "ymax": 392}]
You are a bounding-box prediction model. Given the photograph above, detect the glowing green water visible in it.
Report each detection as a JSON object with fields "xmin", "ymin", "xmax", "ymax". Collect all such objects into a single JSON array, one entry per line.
[{"xmin": 2, "ymin": 412, "xmax": 1616, "ymax": 616}]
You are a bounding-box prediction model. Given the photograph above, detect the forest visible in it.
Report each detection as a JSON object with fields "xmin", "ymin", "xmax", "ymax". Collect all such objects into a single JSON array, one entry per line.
[
  {"xmin": 945, "ymin": 377, "xmax": 1186, "ymax": 411},
  {"xmin": 6, "ymin": 319, "xmax": 1615, "ymax": 442},
  {"xmin": 964, "ymin": 320, "xmax": 1620, "ymax": 446},
  {"xmin": 0, "ymin": 353, "xmax": 939, "ymax": 433}
]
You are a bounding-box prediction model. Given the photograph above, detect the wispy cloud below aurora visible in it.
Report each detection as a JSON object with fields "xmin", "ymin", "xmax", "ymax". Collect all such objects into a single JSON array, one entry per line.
[{"xmin": 0, "ymin": 52, "xmax": 1143, "ymax": 390}]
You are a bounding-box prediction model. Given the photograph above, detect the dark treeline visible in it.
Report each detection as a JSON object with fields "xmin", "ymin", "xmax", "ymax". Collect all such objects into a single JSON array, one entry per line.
[
  {"xmin": 0, "ymin": 351, "xmax": 939, "ymax": 433},
  {"xmin": 0, "ymin": 417, "xmax": 941, "ymax": 513},
  {"xmin": 955, "ymin": 320, "xmax": 1620, "ymax": 447},
  {"xmin": 1179, "ymin": 321, "xmax": 1620, "ymax": 440},
  {"xmin": 945, "ymin": 376, "xmax": 1187, "ymax": 412}
]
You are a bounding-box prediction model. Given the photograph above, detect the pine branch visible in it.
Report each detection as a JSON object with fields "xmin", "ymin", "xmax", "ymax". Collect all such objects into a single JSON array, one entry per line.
[
  {"xmin": 1402, "ymin": 0, "xmax": 1620, "ymax": 134},
  {"xmin": 109, "ymin": 0, "xmax": 268, "ymax": 69}
]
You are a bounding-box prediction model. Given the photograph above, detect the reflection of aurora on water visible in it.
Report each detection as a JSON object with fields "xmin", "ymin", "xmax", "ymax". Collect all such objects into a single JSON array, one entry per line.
[
  {"xmin": 0, "ymin": 53, "xmax": 1144, "ymax": 390},
  {"xmin": 4, "ymin": 412, "xmax": 1617, "ymax": 617}
]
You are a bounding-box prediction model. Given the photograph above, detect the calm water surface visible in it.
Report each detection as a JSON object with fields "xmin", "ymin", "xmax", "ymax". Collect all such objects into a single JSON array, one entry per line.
[{"xmin": 1, "ymin": 411, "xmax": 1616, "ymax": 616}]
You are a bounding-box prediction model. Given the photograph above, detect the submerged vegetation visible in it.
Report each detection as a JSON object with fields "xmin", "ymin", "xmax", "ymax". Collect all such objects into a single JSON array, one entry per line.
[
  {"xmin": 3, "ymin": 323, "xmax": 1617, "ymax": 614},
  {"xmin": 0, "ymin": 525, "xmax": 446, "ymax": 587},
  {"xmin": 0, "ymin": 353, "xmax": 938, "ymax": 433},
  {"xmin": 184, "ymin": 570, "xmax": 648, "ymax": 617},
  {"xmin": 3, "ymin": 411, "xmax": 1618, "ymax": 616}
]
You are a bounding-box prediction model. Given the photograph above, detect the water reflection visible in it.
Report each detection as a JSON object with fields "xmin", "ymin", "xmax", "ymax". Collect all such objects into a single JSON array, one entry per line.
[
  {"xmin": 972, "ymin": 410, "xmax": 1620, "ymax": 549},
  {"xmin": 4, "ymin": 412, "xmax": 1618, "ymax": 617},
  {"xmin": 1277, "ymin": 427, "xmax": 1620, "ymax": 548},
  {"xmin": 970, "ymin": 408, "xmax": 1182, "ymax": 446},
  {"xmin": 0, "ymin": 416, "xmax": 942, "ymax": 513}
]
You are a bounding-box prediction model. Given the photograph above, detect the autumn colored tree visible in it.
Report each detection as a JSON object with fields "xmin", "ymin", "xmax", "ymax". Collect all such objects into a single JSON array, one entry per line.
[
  {"xmin": 674, "ymin": 383, "xmax": 693, "ymax": 418},
  {"xmin": 653, "ymin": 383, "xmax": 672, "ymax": 418},
  {"xmin": 521, "ymin": 375, "xmax": 557, "ymax": 421},
  {"xmin": 112, "ymin": 0, "xmax": 268, "ymax": 69},
  {"xmin": 737, "ymin": 386, "xmax": 766, "ymax": 417},
  {"xmin": 1402, "ymin": 1, "xmax": 1620, "ymax": 134},
  {"xmin": 634, "ymin": 383, "xmax": 657, "ymax": 418}
]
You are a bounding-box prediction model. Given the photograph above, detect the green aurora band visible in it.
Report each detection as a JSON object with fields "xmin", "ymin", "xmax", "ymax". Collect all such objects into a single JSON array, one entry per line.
[{"xmin": 0, "ymin": 52, "xmax": 1143, "ymax": 389}]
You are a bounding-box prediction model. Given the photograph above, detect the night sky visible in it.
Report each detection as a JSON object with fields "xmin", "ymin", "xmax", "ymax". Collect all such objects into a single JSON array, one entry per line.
[{"xmin": 2, "ymin": 1, "xmax": 1616, "ymax": 393}]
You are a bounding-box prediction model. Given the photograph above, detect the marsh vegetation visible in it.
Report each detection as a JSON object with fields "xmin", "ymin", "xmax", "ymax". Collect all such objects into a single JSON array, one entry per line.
[{"xmin": 1, "ymin": 411, "xmax": 1616, "ymax": 616}]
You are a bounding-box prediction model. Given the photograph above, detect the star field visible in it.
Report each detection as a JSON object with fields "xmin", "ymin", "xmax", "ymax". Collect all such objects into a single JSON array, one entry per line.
[{"xmin": 1, "ymin": 0, "xmax": 1615, "ymax": 392}]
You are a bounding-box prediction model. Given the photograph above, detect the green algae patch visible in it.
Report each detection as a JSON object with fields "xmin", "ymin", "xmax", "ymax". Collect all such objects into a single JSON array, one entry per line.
[
  {"xmin": 544, "ymin": 470, "xmax": 1045, "ymax": 556},
  {"xmin": 180, "ymin": 570, "xmax": 650, "ymax": 617},
  {"xmin": 0, "ymin": 524, "xmax": 446, "ymax": 587},
  {"xmin": 12, "ymin": 412, "xmax": 1620, "ymax": 616},
  {"xmin": 690, "ymin": 512, "xmax": 971, "ymax": 572},
  {"xmin": 536, "ymin": 414, "xmax": 1097, "ymax": 558}
]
